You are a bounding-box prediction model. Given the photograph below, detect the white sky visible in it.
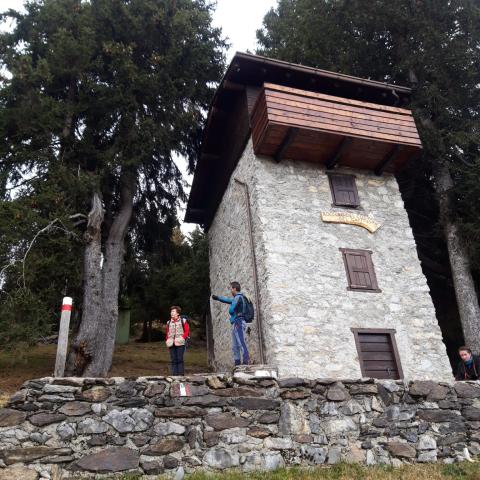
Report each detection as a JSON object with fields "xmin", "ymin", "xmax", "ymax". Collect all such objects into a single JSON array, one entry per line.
[{"xmin": 0, "ymin": 0, "xmax": 278, "ymax": 235}]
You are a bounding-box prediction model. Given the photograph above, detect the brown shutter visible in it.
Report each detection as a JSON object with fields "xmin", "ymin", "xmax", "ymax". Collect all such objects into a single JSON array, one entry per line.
[
  {"xmin": 352, "ymin": 329, "xmax": 403, "ymax": 379},
  {"xmin": 328, "ymin": 174, "xmax": 360, "ymax": 207},
  {"xmin": 340, "ymin": 248, "xmax": 380, "ymax": 292}
]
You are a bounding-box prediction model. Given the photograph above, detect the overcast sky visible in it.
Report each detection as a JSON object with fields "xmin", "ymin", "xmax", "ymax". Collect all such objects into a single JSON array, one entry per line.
[{"xmin": 0, "ymin": 0, "xmax": 278, "ymax": 234}]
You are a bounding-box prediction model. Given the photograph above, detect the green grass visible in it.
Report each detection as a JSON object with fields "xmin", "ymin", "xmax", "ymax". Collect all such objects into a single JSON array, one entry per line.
[{"xmin": 110, "ymin": 462, "xmax": 480, "ymax": 480}]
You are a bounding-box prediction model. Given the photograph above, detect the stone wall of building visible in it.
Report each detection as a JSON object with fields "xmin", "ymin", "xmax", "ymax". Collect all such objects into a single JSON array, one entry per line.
[
  {"xmin": 208, "ymin": 141, "xmax": 270, "ymax": 369},
  {"xmin": 249, "ymin": 152, "xmax": 452, "ymax": 381},
  {"xmin": 1, "ymin": 373, "xmax": 480, "ymax": 478}
]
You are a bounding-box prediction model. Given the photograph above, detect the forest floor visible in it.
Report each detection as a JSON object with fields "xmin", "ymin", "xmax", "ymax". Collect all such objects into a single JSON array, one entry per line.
[{"xmin": 0, "ymin": 339, "xmax": 209, "ymax": 403}]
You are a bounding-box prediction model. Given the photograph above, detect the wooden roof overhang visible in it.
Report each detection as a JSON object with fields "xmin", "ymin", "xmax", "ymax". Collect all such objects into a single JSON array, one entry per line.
[
  {"xmin": 185, "ymin": 53, "xmax": 419, "ymax": 226},
  {"xmin": 251, "ymin": 83, "xmax": 422, "ymax": 173}
]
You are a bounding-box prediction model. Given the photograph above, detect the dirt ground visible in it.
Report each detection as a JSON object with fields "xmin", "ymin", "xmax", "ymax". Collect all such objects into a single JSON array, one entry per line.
[{"xmin": 0, "ymin": 339, "xmax": 210, "ymax": 401}]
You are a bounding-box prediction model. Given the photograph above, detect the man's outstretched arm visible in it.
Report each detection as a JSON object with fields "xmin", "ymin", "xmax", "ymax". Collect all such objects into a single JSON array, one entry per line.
[{"xmin": 211, "ymin": 294, "xmax": 233, "ymax": 304}]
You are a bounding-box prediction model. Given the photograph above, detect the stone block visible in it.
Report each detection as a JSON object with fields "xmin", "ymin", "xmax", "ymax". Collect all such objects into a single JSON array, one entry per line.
[
  {"xmin": 144, "ymin": 438, "xmax": 184, "ymax": 455},
  {"xmin": 58, "ymin": 401, "xmax": 91, "ymax": 416},
  {"xmin": 205, "ymin": 412, "xmax": 251, "ymax": 430},
  {"xmin": 79, "ymin": 386, "xmax": 112, "ymax": 402},
  {"xmin": 140, "ymin": 459, "xmax": 164, "ymax": 475},
  {"xmin": 387, "ymin": 441, "xmax": 416, "ymax": 459},
  {"xmin": 29, "ymin": 413, "xmax": 66, "ymax": 427},
  {"xmin": 75, "ymin": 447, "xmax": 139, "ymax": 472},
  {"xmin": 0, "ymin": 447, "xmax": 72, "ymax": 465},
  {"xmin": 0, "ymin": 466, "xmax": 38, "ymax": 480},
  {"xmin": 0, "ymin": 408, "xmax": 27, "ymax": 427},
  {"xmin": 263, "ymin": 437, "xmax": 293, "ymax": 450},
  {"xmin": 257, "ymin": 411, "xmax": 280, "ymax": 424},
  {"xmin": 203, "ymin": 448, "xmax": 240, "ymax": 469},
  {"xmin": 454, "ymin": 383, "xmax": 480, "ymax": 398},
  {"xmin": 144, "ymin": 383, "xmax": 166, "ymax": 397},
  {"xmin": 326, "ymin": 385, "xmax": 350, "ymax": 402},
  {"xmin": 230, "ymin": 397, "xmax": 280, "ymax": 410},
  {"xmin": 164, "ymin": 455, "xmax": 179, "ymax": 469},
  {"xmin": 417, "ymin": 410, "xmax": 460, "ymax": 422},
  {"xmin": 248, "ymin": 426, "xmax": 272, "ymax": 438},
  {"xmin": 417, "ymin": 434, "xmax": 436, "ymax": 450},
  {"xmin": 154, "ymin": 421, "xmax": 186, "ymax": 436},
  {"xmin": 154, "ymin": 406, "xmax": 205, "ymax": 418}
]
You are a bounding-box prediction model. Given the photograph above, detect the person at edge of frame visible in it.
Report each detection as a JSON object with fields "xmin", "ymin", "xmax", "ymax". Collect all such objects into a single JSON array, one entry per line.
[
  {"xmin": 455, "ymin": 345, "xmax": 480, "ymax": 380},
  {"xmin": 211, "ymin": 281, "xmax": 250, "ymax": 366},
  {"xmin": 165, "ymin": 305, "xmax": 189, "ymax": 376}
]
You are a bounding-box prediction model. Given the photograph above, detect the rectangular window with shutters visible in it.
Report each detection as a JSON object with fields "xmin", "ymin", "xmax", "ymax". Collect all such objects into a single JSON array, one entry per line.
[
  {"xmin": 352, "ymin": 328, "xmax": 403, "ymax": 379},
  {"xmin": 340, "ymin": 248, "xmax": 381, "ymax": 292},
  {"xmin": 327, "ymin": 173, "xmax": 360, "ymax": 208}
]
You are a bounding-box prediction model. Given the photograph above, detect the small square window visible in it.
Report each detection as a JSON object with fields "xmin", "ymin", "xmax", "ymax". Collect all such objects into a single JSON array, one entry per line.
[
  {"xmin": 352, "ymin": 328, "xmax": 403, "ymax": 379},
  {"xmin": 340, "ymin": 248, "xmax": 380, "ymax": 292},
  {"xmin": 328, "ymin": 173, "xmax": 360, "ymax": 208}
]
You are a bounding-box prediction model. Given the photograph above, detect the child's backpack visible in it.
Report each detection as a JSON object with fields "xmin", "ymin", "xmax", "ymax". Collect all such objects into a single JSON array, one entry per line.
[{"xmin": 241, "ymin": 295, "xmax": 255, "ymax": 323}]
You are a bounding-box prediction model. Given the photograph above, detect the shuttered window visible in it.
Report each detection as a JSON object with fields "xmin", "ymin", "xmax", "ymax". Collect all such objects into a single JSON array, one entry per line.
[
  {"xmin": 352, "ymin": 329, "xmax": 403, "ymax": 379},
  {"xmin": 340, "ymin": 248, "xmax": 380, "ymax": 292},
  {"xmin": 328, "ymin": 173, "xmax": 360, "ymax": 207}
]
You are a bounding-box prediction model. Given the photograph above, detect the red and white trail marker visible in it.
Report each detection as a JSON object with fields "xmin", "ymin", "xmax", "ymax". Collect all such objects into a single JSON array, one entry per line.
[{"xmin": 54, "ymin": 297, "xmax": 73, "ymax": 377}]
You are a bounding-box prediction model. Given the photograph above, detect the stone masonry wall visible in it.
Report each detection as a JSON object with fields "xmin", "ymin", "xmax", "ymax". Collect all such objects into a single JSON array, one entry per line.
[
  {"xmin": 208, "ymin": 141, "xmax": 269, "ymax": 369},
  {"xmin": 1, "ymin": 372, "xmax": 480, "ymax": 479},
  {"xmin": 250, "ymin": 151, "xmax": 452, "ymax": 381}
]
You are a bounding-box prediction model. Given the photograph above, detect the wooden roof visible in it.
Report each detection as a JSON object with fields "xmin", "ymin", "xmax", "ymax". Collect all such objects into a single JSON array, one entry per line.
[{"xmin": 185, "ymin": 53, "xmax": 418, "ymax": 226}]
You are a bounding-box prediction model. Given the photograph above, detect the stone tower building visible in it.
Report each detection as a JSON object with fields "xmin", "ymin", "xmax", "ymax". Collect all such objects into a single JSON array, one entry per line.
[{"xmin": 186, "ymin": 53, "xmax": 452, "ymax": 381}]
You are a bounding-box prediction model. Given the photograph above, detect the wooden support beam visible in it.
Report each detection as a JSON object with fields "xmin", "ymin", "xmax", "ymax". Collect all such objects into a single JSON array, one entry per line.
[
  {"xmin": 274, "ymin": 127, "xmax": 298, "ymax": 163},
  {"xmin": 375, "ymin": 144, "xmax": 402, "ymax": 176},
  {"xmin": 326, "ymin": 136, "xmax": 353, "ymax": 169}
]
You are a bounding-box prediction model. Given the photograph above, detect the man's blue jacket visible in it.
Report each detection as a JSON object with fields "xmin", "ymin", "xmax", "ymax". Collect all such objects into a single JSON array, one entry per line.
[{"xmin": 215, "ymin": 294, "xmax": 244, "ymax": 324}]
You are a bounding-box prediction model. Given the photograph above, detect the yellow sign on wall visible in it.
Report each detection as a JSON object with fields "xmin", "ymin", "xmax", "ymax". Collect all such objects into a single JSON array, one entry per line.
[{"xmin": 321, "ymin": 211, "xmax": 381, "ymax": 233}]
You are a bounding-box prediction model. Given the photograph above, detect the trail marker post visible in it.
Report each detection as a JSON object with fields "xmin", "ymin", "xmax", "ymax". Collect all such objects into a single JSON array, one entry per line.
[{"xmin": 54, "ymin": 296, "xmax": 73, "ymax": 377}]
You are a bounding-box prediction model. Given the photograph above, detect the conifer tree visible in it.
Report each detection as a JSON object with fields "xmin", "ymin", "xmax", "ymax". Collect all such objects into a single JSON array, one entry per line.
[
  {"xmin": 0, "ymin": 0, "xmax": 225, "ymax": 375},
  {"xmin": 257, "ymin": 0, "xmax": 480, "ymax": 352}
]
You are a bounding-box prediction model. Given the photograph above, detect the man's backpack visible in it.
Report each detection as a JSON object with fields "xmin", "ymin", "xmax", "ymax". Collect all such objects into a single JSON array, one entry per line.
[{"xmin": 240, "ymin": 295, "xmax": 254, "ymax": 323}]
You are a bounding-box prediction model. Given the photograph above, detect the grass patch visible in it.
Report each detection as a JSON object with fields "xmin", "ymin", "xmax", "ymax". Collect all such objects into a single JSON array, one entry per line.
[
  {"xmin": 182, "ymin": 462, "xmax": 480, "ymax": 480},
  {"xmin": 0, "ymin": 340, "xmax": 209, "ymax": 395}
]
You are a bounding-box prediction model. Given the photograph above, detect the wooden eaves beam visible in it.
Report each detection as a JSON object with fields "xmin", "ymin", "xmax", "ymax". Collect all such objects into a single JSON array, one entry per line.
[
  {"xmin": 375, "ymin": 144, "xmax": 402, "ymax": 176},
  {"xmin": 274, "ymin": 127, "xmax": 298, "ymax": 163},
  {"xmin": 326, "ymin": 136, "xmax": 353, "ymax": 169}
]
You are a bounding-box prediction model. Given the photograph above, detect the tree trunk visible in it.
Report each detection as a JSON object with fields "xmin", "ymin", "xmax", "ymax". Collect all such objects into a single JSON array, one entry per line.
[
  {"xmin": 65, "ymin": 192, "xmax": 104, "ymax": 375},
  {"xmin": 88, "ymin": 169, "xmax": 135, "ymax": 376},
  {"xmin": 433, "ymin": 161, "xmax": 480, "ymax": 353},
  {"xmin": 66, "ymin": 169, "xmax": 135, "ymax": 376}
]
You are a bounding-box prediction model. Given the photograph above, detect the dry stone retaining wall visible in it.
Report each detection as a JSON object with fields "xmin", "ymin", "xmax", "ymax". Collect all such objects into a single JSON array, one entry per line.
[{"xmin": 1, "ymin": 371, "xmax": 480, "ymax": 478}]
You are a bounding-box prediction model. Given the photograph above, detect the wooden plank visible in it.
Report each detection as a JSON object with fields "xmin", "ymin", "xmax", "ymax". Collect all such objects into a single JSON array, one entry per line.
[
  {"xmin": 269, "ymin": 107, "xmax": 420, "ymax": 141},
  {"xmin": 358, "ymin": 334, "xmax": 390, "ymax": 343},
  {"xmin": 265, "ymin": 90, "xmax": 417, "ymax": 127},
  {"xmin": 264, "ymin": 82, "xmax": 413, "ymax": 115},
  {"xmin": 265, "ymin": 100, "xmax": 420, "ymax": 139},
  {"xmin": 362, "ymin": 351, "xmax": 396, "ymax": 361},
  {"xmin": 268, "ymin": 114, "xmax": 422, "ymax": 146},
  {"xmin": 359, "ymin": 343, "xmax": 394, "ymax": 352},
  {"xmin": 266, "ymin": 96, "xmax": 418, "ymax": 131},
  {"xmin": 363, "ymin": 360, "xmax": 398, "ymax": 369}
]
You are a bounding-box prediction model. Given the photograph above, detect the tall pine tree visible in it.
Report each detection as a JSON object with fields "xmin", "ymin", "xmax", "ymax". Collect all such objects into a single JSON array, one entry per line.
[{"xmin": 0, "ymin": 0, "xmax": 225, "ymax": 375}]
